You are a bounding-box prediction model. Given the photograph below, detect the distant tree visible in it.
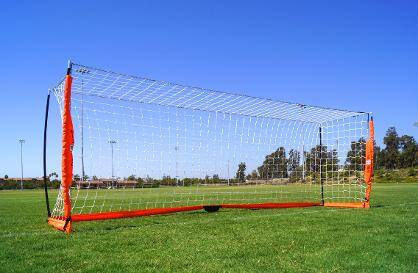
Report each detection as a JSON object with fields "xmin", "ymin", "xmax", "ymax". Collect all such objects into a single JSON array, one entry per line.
[
  {"xmin": 399, "ymin": 135, "xmax": 417, "ymax": 168},
  {"xmin": 249, "ymin": 170, "xmax": 258, "ymax": 179},
  {"xmin": 161, "ymin": 175, "xmax": 176, "ymax": 186},
  {"xmin": 92, "ymin": 175, "xmax": 98, "ymax": 181},
  {"xmin": 4, "ymin": 175, "xmax": 8, "ymax": 179},
  {"xmin": 345, "ymin": 138, "xmax": 366, "ymax": 171},
  {"xmin": 287, "ymin": 149, "xmax": 302, "ymax": 182},
  {"xmin": 246, "ymin": 170, "xmax": 259, "ymax": 180},
  {"xmin": 382, "ymin": 127, "xmax": 400, "ymax": 169},
  {"xmin": 236, "ymin": 162, "xmax": 247, "ymax": 183},
  {"xmin": 304, "ymin": 145, "xmax": 337, "ymax": 180},
  {"xmin": 127, "ymin": 174, "xmax": 136, "ymax": 181},
  {"xmin": 48, "ymin": 172, "xmax": 59, "ymax": 180},
  {"xmin": 374, "ymin": 143, "xmax": 383, "ymax": 169},
  {"xmin": 327, "ymin": 148, "xmax": 339, "ymax": 173},
  {"xmin": 288, "ymin": 149, "xmax": 301, "ymax": 173},
  {"xmin": 73, "ymin": 174, "xmax": 81, "ymax": 181},
  {"xmin": 304, "ymin": 145, "xmax": 323, "ymax": 175},
  {"xmin": 258, "ymin": 147, "xmax": 288, "ymax": 179},
  {"xmin": 145, "ymin": 175, "xmax": 153, "ymax": 184},
  {"xmin": 83, "ymin": 174, "xmax": 89, "ymax": 181},
  {"xmin": 212, "ymin": 174, "xmax": 220, "ymax": 184}
]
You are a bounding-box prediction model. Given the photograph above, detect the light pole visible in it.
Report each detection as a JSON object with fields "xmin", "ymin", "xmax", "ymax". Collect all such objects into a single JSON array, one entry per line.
[
  {"xmin": 75, "ymin": 67, "xmax": 90, "ymax": 182},
  {"xmin": 109, "ymin": 140, "xmax": 116, "ymax": 188},
  {"xmin": 175, "ymin": 146, "xmax": 179, "ymax": 186},
  {"xmin": 227, "ymin": 159, "xmax": 230, "ymax": 186},
  {"xmin": 19, "ymin": 139, "xmax": 25, "ymax": 190}
]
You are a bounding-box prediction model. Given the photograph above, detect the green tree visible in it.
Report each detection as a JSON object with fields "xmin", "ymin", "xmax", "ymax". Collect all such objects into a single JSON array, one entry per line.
[
  {"xmin": 287, "ymin": 149, "xmax": 302, "ymax": 182},
  {"xmin": 345, "ymin": 138, "xmax": 366, "ymax": 171},
  {"xmin": 382, "ymin": 127, "xmax": 400, "ymax": 169},
  {"xmin": 248, "ymin": 170, "xmax": 258, "ymax": 180},
  {"xmin": 48, "ymin": 172, "xmax": 59, "ymax": 180},
  {"xmin": 304, "ymin": 145, "xmax": 337, "ymax": 180},
  {"xmin": 304, "ymin": 145, "xmax": 323, "ymax": 175},
  {"xmin": 127, "ymin": 174, "xmax": 136, "ymax": 181},
  {"xmin": 236, "ymin": 162, "xmax": 247, "ymax": 183},
  {"xmin": 136, "ymin": 176, "xmax": 144, "ymax": 187},
  {"xmin": 399, "ymin": 135, "xmax": 417, "ymax": 168},
  {"xmin": 212, "ymin": 174, "xmax": 220, "ymax": 184},
  {"xmin": 258, "ymin": 147, "xmax": 288, "ymax": 179},
  {"xmin": 326, "ymin": 148, "xmax": 339, "ymax": 174},
  {"xmin": 161, "ymin": 175, "xmax": 176, "ymax": 186},
  {"xmin": 374, "ymin": 143, "xmax": 382, "ymax": 169},
  {"xmin": 288, "ymin": 149, "xmax": 301, "ymax": 173}
]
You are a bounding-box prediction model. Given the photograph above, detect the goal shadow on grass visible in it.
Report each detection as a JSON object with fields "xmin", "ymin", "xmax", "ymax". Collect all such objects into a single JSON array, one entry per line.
[{"xmin": 75, "ymin": 210, "xmax": 223, "ymax": 232}]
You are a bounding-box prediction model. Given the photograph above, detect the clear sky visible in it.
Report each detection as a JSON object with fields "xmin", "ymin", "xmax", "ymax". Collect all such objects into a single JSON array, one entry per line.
[{"xmin": 0, "ymin": 0, "xmax": 417, "ymax": 178}]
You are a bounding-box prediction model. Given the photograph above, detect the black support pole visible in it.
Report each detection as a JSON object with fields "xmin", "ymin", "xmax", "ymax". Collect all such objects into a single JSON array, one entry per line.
[
  {"xmin": 43, "ymin": 92, "xmax": 51, "ymax": 217},
  {"xmin": 319, "ymin": 126, "xmax": 324, "ymax": 205}
]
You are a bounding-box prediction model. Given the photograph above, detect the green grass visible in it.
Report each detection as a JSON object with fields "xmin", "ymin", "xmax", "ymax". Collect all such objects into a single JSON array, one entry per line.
[
  {"xmin": 69, "ymin": 184, "xmax": 325, "ymax": 215},
  {"xmin": 1, "ymin": 184, "xmax": 417, "ymax": 273}
]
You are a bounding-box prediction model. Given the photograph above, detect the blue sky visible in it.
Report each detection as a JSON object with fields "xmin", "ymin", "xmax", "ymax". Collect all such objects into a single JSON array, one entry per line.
[{"xmin": 0, "ymin": 0, "xmax": 417, "ymax": 177}]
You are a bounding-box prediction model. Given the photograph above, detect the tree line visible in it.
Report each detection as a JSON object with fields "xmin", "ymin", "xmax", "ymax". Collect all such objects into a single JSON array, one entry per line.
[
  {"xmin": 1, "ymin": 127, "xmax": 416, "ymax": 190},
  {"xmin": 374, "ymin": 127, "xmax": 417, "ymax": 169},
  {"xmin": 236, "ymin": 144, "xmax": 339, "ymax": 183},
  {"xmin": 236, "ymin": 126, "xmax": 417, "ymax": 182}
]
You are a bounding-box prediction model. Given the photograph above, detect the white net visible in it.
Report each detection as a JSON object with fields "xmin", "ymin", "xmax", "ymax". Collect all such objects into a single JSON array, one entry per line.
[{"xmin": 50, "ymin": 63, "xmax": 370, "ymax": 218}]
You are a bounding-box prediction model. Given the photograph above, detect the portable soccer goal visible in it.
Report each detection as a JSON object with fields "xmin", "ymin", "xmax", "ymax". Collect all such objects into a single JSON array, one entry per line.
[{"xmin": 44, "ymin": 62, "xmax": 374, "ymax": 233}]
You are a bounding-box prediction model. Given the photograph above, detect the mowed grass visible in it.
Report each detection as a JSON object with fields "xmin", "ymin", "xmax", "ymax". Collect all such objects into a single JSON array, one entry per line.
[
  {"xmin": 0, "ymin": 184, "xmax": 417, "ymax": 273},
  {"xmin": 69, "ymin": 184, "xmax": 324, "ymax": 214}
]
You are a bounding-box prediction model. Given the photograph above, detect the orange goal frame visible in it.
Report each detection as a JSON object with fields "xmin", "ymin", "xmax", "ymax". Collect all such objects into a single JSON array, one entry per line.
[{"xmin": 45, "ymin": 63, "xmax": 374, "ymax": 233}]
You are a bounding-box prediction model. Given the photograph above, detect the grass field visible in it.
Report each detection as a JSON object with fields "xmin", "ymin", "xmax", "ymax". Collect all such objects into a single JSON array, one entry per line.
[
  {"xmin": 66, "ymin": 184, "xmax": 325, "ymax": 216},
  {"xmin": 0, "ymin": 183, "xmax": 417, "ymax": 272}
]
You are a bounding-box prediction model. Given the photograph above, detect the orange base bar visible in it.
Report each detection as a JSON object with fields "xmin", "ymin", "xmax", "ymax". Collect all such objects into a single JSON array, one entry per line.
[
  {"xmin": 71, "ymin": 202, "xmax": 322, "ymax": 222},
  {"xmin": 48, "ymin": 201, "xmax": 370, "ymax": 233},
  {"xmin": 72, "ymin": 205, "xmax": 204, "ymax": 222},
  {"xmin": 324, "ymin": 202, "xmax": 370, "ymax": 208},
  {"xmin": 48, "ymin": 217, "xmax": 71, "ymax": 233},
  {"xmin": 221, "ymin": 202, "xmax": 321, "ymax": 209}
]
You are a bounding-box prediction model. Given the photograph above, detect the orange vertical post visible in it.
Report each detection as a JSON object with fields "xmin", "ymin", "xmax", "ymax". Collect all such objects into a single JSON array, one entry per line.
[
  {"xmin": 61, "ymin": 65, "xmax": 74, "ymax": 232},
  {"xmin": 364, "ymin": 116, "xmax": 374, "ymax": 206}
]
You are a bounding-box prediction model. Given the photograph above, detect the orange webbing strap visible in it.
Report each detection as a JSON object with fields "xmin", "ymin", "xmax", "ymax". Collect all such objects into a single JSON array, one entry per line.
[
  {"xmin": 61, "ymin": 74, "xmax": 74, "ymax": 223},
  {"xmin": 364, "ymin": 117, "xmax": 374, "ymax": 203}
]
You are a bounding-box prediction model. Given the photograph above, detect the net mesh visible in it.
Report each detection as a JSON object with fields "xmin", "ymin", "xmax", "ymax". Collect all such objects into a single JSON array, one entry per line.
[{"xmin": 50, "ymin": 63, "xmax": 370, "ymax": 218}]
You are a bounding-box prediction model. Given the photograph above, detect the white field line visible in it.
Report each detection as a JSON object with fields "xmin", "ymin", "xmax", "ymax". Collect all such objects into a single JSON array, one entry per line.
[{"xmin": 1, "ymin": 202, "xmax": 418, "ymax": 238}]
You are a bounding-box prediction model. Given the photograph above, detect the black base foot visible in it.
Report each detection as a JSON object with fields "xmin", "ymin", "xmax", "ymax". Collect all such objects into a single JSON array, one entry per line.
[{"xmin": 203, "ymin": 205, "xmax": 220, "ymax": 212}]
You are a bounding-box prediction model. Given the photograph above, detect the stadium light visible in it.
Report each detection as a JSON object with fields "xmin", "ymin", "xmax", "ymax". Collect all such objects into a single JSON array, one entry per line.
[
  {"xmin": 18, "ymin": 139, "xmax": 25, "ymax": 190},
  {"xmin": 76, "ymin": 67, "xmax": 89, "ymax": 183},
  {"xmin": 108, "ymin": 140, "xmax": 117, "ymax": 188}
]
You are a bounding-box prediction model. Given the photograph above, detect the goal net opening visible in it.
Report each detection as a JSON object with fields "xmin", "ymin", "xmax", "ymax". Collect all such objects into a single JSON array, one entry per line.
[{"xmin": 46, "ymin": 62, "xmax": 374, "ymax": 233}]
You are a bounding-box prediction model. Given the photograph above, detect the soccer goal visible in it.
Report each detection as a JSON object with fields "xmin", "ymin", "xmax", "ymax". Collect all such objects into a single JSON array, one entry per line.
[{"xmin": 44, "ymin": 62, "xmax": 374, "ymax": 233}]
